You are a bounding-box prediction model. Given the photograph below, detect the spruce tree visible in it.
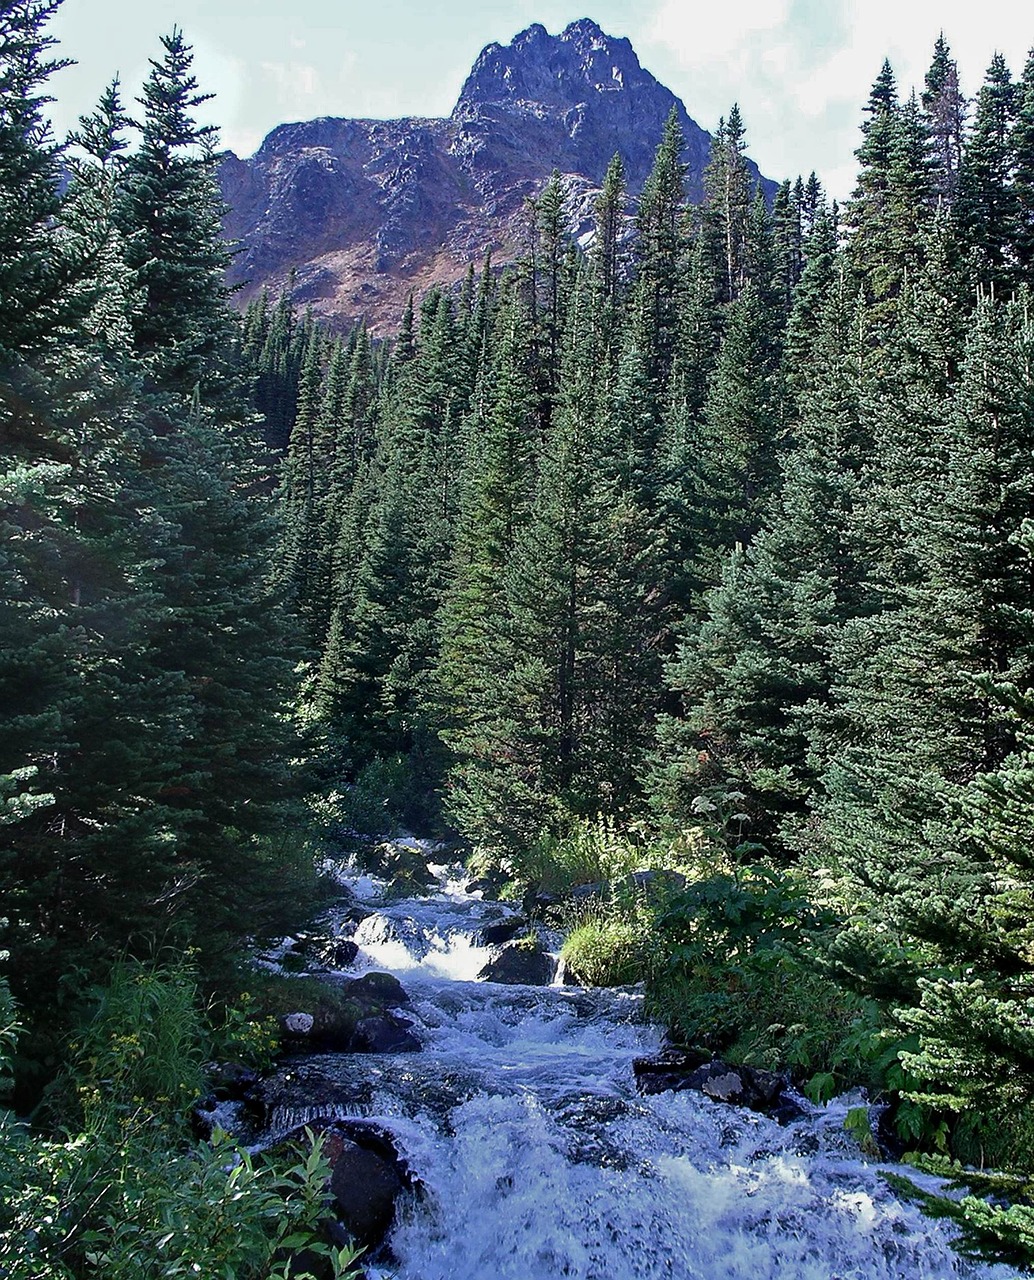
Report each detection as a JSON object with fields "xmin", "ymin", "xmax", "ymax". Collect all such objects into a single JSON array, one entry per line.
[
  {"xmin": 119, "ymin": 28, "xmax": 237, "ymax": 402},
  {"xmin": 957, "ymin": 54, "xmax": 1018, "ymax": 296}
]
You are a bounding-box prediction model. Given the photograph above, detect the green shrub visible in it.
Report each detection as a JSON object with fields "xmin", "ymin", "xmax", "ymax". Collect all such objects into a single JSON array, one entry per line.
[
  {"xmin": 524, "ymin": 817, "xmax": 703, "ymax": 895},
  {"xmin": 561, "ymin": 912, "xmax": 648, "ymax": 986},
  {"xmin": 646, "ymin": 863, "xmax": 872, "ymax": 1086},
  {"xmin": 0, "ymin": 966, "xmax": 364, "ymax": 1279},
  {"xmin": 71, "ymin": 958, "xmax": 206, "ymax": 1139}
]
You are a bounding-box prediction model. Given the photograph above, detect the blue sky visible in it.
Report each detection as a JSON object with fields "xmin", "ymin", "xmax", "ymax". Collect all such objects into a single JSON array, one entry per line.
[{"xmin": 45, "ymin": 1, "xmax": 1034, "ymax": 200}]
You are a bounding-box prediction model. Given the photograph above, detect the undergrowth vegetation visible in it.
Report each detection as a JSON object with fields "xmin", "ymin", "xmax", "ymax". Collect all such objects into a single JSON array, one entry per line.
[{"xmin": 0, "ymin": 963, "xmax": 362, "ymax": 1280}]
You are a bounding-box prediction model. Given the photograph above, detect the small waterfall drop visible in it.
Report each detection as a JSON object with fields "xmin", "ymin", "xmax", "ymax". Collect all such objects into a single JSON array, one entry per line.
[{"xmin": 259, "ymin": 846, "xmax": 1009, "ymax": 1280}]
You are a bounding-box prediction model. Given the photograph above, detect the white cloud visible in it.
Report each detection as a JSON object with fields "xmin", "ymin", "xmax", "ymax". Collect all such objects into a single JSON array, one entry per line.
[
  {"xmin": 639, "ymin": 0, "xmax": 1034, "ymax": 200},
  {"xmin": 259, "ymin": 60, "xmax": 326, "ymax": 112}
]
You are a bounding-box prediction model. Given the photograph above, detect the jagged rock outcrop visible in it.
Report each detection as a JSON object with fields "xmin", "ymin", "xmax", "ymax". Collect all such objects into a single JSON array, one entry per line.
[{"xmin": 220, "ymin": 18, "xmax": 774, "ymax": 333}]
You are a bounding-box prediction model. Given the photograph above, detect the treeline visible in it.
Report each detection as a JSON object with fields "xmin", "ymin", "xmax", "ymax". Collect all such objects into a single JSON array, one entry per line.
[
  {"xmin": 258, "ymin": 39, "xmax": 1034, "ymax": 1260},
  {"xmin": 0, "ymin": 2, "xmax": 314, "ymax": 1083}
]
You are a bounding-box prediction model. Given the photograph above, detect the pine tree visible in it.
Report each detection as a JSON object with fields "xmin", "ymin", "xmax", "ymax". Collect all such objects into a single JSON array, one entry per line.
[
  {"xmin": 653, "ymin": 254, "xmax": 867, "ymax": 841},
  {"xmin": 922, "ymin": 35, "xmax": 967, "ymax": 206},
  {"xmin": 0, "ymin": 0, "xmax": 94, "ymax": 356},
  {"xmin": 1012, "ymin": 51, "xmax": 1034, "ymax": 283},
  {"xmin": 631, "ymin": 107, "xmax": 688, "ymax": 418}
]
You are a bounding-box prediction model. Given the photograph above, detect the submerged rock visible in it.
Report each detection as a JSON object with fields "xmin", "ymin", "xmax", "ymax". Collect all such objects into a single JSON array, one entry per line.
[{"xmin": 478, "ymin": 938, "xmax": 557, "ymax": 985}]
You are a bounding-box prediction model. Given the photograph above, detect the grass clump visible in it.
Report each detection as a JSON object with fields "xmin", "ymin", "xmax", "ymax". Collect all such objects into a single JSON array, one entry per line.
[{"xmin": 561, "ymin": 912, "xmax": 647, "ymax": 986}]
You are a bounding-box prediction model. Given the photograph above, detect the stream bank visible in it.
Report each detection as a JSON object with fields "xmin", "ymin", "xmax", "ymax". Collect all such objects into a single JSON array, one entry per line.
[{"xmin": 221, "ymin": 840, "xmax": 1010, "ymax": 1280}]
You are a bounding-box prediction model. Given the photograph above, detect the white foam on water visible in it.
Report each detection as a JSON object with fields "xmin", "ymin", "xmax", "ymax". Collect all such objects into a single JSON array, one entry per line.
[{"xmin": 266, "ymin": 854, "xmax": 1009, "ymax": 1280}]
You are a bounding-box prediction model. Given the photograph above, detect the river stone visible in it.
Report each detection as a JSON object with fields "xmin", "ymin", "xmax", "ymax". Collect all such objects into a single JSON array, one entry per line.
[
  {"xmin": 633, "ymin": 1047, "xmax": 710, "ymax": 1094},
  {"xmin": 330, "ymin": 1137, "xmax": 405, "ymax": 1246},
  {"xmin": 478, "ymin": 939, "xmax": 557, "ymax": 985},
  {"xmin": 268, "ymin": 1120, "xmax": 414, "ymax": 1255},
  {"xmin": 634, "ymin": 1052, "xmax": 805, "ymax": 1120},
  {"xmin": 327, "ymin": 938, "xmax": 359, "ymax": 967},
  {"xmin": 474, "ymin": 916, "xmax": 526, "ymax": 946},
  {"xmin": 352, "ymin": 1012, "xmax": 421, "ymax": 1053},
  {"xmin": 345, "ymin": 971, "xmax": 410, "ymax": 1005},
  {"xmin": 281, "ymin": 1012, "xmax": 315, "ymax": 1036}
]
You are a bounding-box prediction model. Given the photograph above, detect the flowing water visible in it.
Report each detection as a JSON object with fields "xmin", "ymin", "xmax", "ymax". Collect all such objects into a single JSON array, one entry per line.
[{"xmin": 258, "ymin": 845, "xmax": 1012, "ymax": 1280}]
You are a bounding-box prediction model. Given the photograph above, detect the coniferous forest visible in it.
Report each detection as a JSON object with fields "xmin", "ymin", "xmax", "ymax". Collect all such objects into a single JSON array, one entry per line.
[{"xmin": 8, "ymin": 0, "xmax": 1034, "ymax": 1273}]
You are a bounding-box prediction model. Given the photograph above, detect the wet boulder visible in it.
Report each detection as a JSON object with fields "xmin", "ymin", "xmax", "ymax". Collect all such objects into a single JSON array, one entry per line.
[
  {"xmin": 474, "ymin": 915, "xmax": 527, "ymax": 947},
  {"xmin": 330, "ymin": 1139, "xmax": 405, "ymax": 1245},
  {"xmin": 478, "ymin": 938, "xmax": 557, "ymax": 985},
  {"xmin": 352, "ymin": 1012, "xmax": 421, "ymax": 1053},
  {"xmin": 192, "ymin": 1061, "xmax": 264, "ymax": 1140},
  {"xmin": 632, "ymin": 1047, "xmax": 709, "ymax": 1094},
  {"xmin": 634, "ymin": 1051, "xmax": 806, "ymax": 1120},
  {"xmin": 345, "ymin": 971, "xmax": 410, "ymax": 1006},
  {"xmin": 327, "ymin": 938, "xmax": 359, "ymax": 968},
  {"xmin": 271, "ymin": 1119, "xmax": 416, "ymax": 1255}
]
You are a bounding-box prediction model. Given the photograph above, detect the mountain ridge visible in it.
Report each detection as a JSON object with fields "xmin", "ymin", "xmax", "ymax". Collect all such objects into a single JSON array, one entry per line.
[{"xmin": 219, "ymin": 18, "xmax": 776, "ymax": 334}]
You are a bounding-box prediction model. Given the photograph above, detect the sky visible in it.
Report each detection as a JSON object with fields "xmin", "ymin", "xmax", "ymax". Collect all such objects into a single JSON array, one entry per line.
[{"xmin": 44, "ymin": 0, "xmax": 1034, "ymax": 202}]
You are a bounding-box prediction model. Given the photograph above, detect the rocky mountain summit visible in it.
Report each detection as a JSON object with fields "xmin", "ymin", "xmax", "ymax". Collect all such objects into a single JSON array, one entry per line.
[{"xmin": 220, "ymin": 18, "xmax": 774, "ymax": 334}]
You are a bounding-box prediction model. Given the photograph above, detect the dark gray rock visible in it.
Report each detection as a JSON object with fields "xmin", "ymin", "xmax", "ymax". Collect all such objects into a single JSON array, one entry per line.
[
  {"xmin": 474, "ymin": 916, "xmax": 526, "ymax": 946},
  {"xmin": 345, "ymin": 971, "xmax": 410, "ymax": 1006},
  {"xmin": 352, "ymin": 1013, "xmax": 421, "ymax": 1054},
  {"xmin": 634, "ymin": 1051, "xmax": 807, "ymax": 1121},
  {"xmin": 522, "ymin": 884, "xmax": 566, "ymax": 920},
  {"xmin": 478, "ymin": 940, "xmax": 557, "ymax": 986},
  {"xmin": 270, "ymin": 1119, "xmax": 417, "ymax": 1254},
  {"xmin": 330, "ymin": 1138, "xmax": 405, "ymax": 1244},
  {"xmin": 327, "ymin": 939, "xmax": 359, "ymax": 967},
  {"xmin": 633, "ymin": 1047, "xmax": 710, "ymax": 1094}
]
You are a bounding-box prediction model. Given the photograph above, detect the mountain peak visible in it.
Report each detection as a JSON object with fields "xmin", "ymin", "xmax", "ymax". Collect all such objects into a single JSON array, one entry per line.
[
  {"xmin": 221, "ymin": 18, "xmax": 774, "ymax": 335},
  {"xmin": 561, "ymin": 17, "xmax": 609, "ymax": 45},
  {"xmin": 453, "ymin": 18, "xmax": 649, "ymax": 121}
]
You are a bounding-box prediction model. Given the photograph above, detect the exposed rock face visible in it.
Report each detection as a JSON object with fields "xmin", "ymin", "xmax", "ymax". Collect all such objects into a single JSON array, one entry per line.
[{"xmin": 220, "ymin": 18, "xmax": 774, "ymax": 334}]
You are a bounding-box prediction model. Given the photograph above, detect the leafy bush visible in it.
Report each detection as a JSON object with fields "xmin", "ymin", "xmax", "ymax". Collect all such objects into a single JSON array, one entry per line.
[
  {"xmin": 72, "ymin": 958, "xmax": 206, "ymax": 1138},
  {"xmin": 524, "ymin": 817, "xmax": 702, "ymax": 895},
  {"xmin": 0, "ymin": 965, "xmax": 363, "ymax": 1279},
  {"xmin": 646, "ymin": 863, "xmax": 868, "ymax": 1085}
]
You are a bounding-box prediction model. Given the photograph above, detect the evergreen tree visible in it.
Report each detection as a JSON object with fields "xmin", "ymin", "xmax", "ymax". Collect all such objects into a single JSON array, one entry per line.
[
  {"xmin": 0, "ymin": 0, "xmax": 93, "ymax": 356},
  {"xmin": 922, "ymin": 34, "xmax": 967, "ymax": 206},
  {"xmin": 119, "ymin": 28, "xmax": 237, "ymax": 402},
  {"xmin": 957, "ymin": 54, "xmax": 1018, "ymax": 296},
  {"xmin": 1012, "ymin": 51, "xmax": 1034, "ymax": 282}
]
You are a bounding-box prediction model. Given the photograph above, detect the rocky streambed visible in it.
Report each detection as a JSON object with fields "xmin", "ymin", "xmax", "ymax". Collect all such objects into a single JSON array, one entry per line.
[{"xmin": 208, "ymin": 840, "xmax": 1012, "ymax": 1280}]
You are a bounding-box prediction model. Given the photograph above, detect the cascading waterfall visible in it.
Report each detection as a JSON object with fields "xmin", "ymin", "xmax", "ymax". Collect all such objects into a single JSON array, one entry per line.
[{"xmin": 257, "ymin": 845, "xmax": 1011, "ymax": 1280}]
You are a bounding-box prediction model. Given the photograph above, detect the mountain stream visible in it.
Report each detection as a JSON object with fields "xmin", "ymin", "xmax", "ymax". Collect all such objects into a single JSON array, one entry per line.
[{"xmin": 252, "ymin": 843, "xmax": 1012, "ymax": 1280}]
